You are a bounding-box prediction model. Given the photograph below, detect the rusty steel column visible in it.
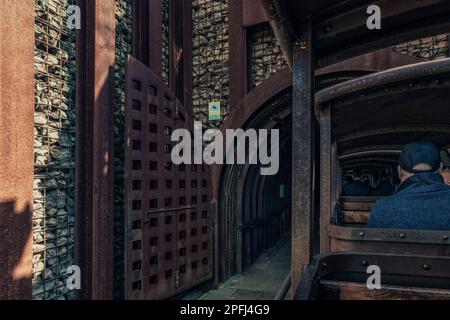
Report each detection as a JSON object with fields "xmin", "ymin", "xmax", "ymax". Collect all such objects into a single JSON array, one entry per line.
[
  {"xmin": 291, "ymin": 17, "xmax": 315, "ymax": 298},
  {"xmin": 133, "ymin": 0, "xmax": 163, "ymax": 73},
  {"xmin": 0, "ymin": 0, "xmax": 35, "ymax": 300},
  {"xmin": 182, "ymin": 0, "xmax": 193, "ymax": 114},
  {"xmin": 319, "ymin": 106, "xmax": 332, "ymax": 254},
  {"xmin": 76, "ymin": 0, "xmax": 116, "ymax": 300}
]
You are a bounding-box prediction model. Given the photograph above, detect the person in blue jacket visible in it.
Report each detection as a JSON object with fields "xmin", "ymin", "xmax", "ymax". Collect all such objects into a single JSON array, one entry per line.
[{"xmin": 368, "ymin": 142, "xmax": 450, "ymax": 231}]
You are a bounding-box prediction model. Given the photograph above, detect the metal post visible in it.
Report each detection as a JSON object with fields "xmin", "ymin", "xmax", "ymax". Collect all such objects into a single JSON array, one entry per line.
[
  {"xmin": 76, "ymin": 0, "xmax": 116, "ymax": 300},
  {"xmin": 291, "ymin": 16, "xmax": 315, "ymax": 298},
  {"xmin": 211, "ymin": 200, "xmax": 220, "ymax": 289},
  {"xmin": 319, "ymin": 106, "xmax": 332, "ymax": 253}
]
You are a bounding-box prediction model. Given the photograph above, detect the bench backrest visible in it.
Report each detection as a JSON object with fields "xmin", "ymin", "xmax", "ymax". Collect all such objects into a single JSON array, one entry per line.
[{"xmin": 328, "ymin": 225, "xmax": 450, "ymax": 257}]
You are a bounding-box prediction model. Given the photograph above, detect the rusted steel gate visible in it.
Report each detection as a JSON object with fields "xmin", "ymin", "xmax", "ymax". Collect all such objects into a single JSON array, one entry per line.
[{"xmin": 124, "ymin": 56, "xmax": 213, "ymax": 300}]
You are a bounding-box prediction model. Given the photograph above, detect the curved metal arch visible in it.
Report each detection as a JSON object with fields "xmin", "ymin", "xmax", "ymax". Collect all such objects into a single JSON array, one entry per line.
[
  {"xmin": 338, "ymin": 126, "xmax": 450, "ymax": 144},
  {"xmin": 340, "ymin": 149, "xmax": 402, "ymax": 161},
  {"xmin": 218, "ymin": 89, "xmax": 292, "ymax": 281},
  {"xmin": 316, "ymin": 58, "xmax": 450, "ymax": 110},
  {"xmin": 341, "ymin": 156, "xmax": 399, "ymax": 167}
]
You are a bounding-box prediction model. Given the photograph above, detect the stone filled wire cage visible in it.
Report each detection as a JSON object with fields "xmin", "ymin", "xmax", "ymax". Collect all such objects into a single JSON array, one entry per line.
[
  {"xmin": 33, "ymin": 0, "xmax": 76, "ymax": 300},
  {"xmin": 392, "ymin": 34, "xmax": 450, "ymax": 61},
  {"xmin": 162, "ymin": 0, "xmax": 170, "ymax": 84},
  {"xmin": 113, "ymin": 0, "xmax": 133, "ymax": 300},
  {"xmin": 248, "ymin": 23, "xmax": 287, "ymax": 89},
  {"xmin": 192, "ymin": 0, "xmax": 230, "ymax": 128}
]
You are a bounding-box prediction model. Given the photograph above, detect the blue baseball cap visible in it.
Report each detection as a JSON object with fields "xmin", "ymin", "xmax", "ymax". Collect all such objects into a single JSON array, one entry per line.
[{"xmin": 399, "ymin": 142, "xmax": 441, "ymax": 173}]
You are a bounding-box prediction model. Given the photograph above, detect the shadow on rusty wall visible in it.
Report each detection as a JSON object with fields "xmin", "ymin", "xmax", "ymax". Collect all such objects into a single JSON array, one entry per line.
[{"xmin": 0, "ymin": 200, "xmax": 33, "ymax": 299}]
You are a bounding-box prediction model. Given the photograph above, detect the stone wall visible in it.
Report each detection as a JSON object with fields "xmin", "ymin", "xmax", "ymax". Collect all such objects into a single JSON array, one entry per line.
[
  {"xmin": 162, "ymin": 0, "xmax": 170, "ymax": 84},
  {"xmin": 192, "ymin": 0, "xmax": 230, "ymax": 128},
  {"xmin": 392, "ymin": 35, "xmax": 449, "ymax": 60},
  {"xmin": 113, "ymin": 0, "xmax": 133, "ymax": 300},
  {"xmin": 33, "ymin": 0, "xmax": 76, "ymax": 300},
  {"xmin": 249, "ymin": 23, "xmax": 287, "ymax": 88}
]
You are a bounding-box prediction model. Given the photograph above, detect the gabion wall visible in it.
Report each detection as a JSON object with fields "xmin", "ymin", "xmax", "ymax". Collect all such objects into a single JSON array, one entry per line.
[
  {"xmin": 192, "ymin": 0, "xmax": 230, "ymax": 128},
  {"xmin": 392, "ymin": 35, "xmax": 449, "ymax": 61},
  {"xmin": 249, "ymin": 23, "xmax": 287, "ymax": 88},
  {"xmin": 33, "ymin": 0, "xmax": 76, "ymax": 300},
  {"xmin": 114, "ymin": 0, "xmax": 133, "ymax": 300},
  {"xmin": 162, "ymin": 0, "xmax": 170, "ymax": 84}
]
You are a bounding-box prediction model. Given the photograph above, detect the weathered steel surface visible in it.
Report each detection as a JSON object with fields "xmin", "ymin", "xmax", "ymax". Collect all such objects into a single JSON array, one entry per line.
[
  {"xmin": 167, "ymin": 0, "xmax": 193, "ymax": 110},
  {"xmin": 0, "ymin": 0, "xmax": 35, "ymax": 300},
  {"xmin": 316, "ymin": 58, "xmax": 450, "ymax": 107},
  {"xmin": 124, "ymin": 56, "xmax": 213, "ymax": 300},
  {"xmin": 215, "ymin": 74, "xmax": 293, "ymax": 281},
  {"xmin": 243, "ymin": 0, "xmax": 269, "ymax": 27},
  {"xmin": 229, "ymin": 0, "xmax": 248, "ymax": 108},
  {"xmin": 296, "ymin": 253, "xmax": 450, "ymax": 300},
  {"xmin": 133, "ymin": 0, "xmax": 162, "ymax": 73},
  {"xmin": 319, "ymin": 107, "xmax": 331, "ymax": 253},
  {"xmin": 262, "ymin": 0, "xmax": 450, "ymax": 68},
  {"xmin": 329, "ymin": 225, "xmax": 450, "ymax": 246},
  {"xmin": 291, "ymin": 17, "xmax": 315, "ymax": 298},
  {"xmin": 75, "ymin": 0, "xmax": 116, "ymax": 300},
  {"xmin": 315, "ymin": 59, "xmax": 450, "ymax": 154}
]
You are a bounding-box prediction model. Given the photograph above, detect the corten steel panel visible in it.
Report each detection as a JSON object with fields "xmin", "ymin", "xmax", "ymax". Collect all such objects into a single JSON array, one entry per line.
[
  {"xmin": 243, "ymin": 0, "xmax": 268, "ymax": 27},
  {"xmin": 125, "ymin": 56, "xmax": 213, "ymax": 300},
  {"xmin": 75, "ymin": 0, "xmax": 116, "ymax": 300},
  {"xmin": 133, "ymin": 0, "xmax": 163, "ymax": 73},
  {"xmin": 229, "ymin": 0, "xmax": 248, "ymax": 108},
  {"xmin": 0, "ymin": 0, "xmax": 35, "ymax": 300}
]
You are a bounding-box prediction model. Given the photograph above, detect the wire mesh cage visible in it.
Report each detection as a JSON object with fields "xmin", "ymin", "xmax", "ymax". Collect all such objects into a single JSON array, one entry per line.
[
  {"xmin": 248, "ymin": 23, "xmax": 287, "ymax": 89},
  {"xmin": 392, "ymin": 34, "xmax": 449, "ymax": 61},
  {"xmin": 192, "ymin": 0, "xmax": 230, "ymax": 128},
  {"xmin": 162, "ymin": 0, "xmax": 170, "ymax": 84},
  {"xmin": 33, "ymin": 0, "xmax": 76, "ymax": 300},
  {"xmin": 114, "ymin": 0, "xmax": 133, "ymax": 300}
]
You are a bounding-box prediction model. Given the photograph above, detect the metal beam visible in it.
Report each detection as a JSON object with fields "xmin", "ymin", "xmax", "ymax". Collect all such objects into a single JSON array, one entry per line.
[
  {"xmin": 76, "ymin": 0, "xmax": 116, "ymax": 300},
  {"xmin": 291, "ymin": 16, "xmax": 315, "ymax": 298},
  {"xmin": 319, "ymin": 106, "xmax": 332, "ymax": 254},
  {"xmin": 0, "ymin": 0, "xmax": 35, "ymax": 300}
]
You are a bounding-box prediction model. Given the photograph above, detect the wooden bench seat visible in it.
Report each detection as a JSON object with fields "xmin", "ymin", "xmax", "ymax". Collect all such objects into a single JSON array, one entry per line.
[{"xmin": 339, "ymin": 197, "xmax": 379, "ymax": 226}]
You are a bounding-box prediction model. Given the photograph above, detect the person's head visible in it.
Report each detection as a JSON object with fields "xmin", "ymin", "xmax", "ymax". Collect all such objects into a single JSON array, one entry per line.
[
  {"xmin": 352, "ymin": 168, "xmax": 363, "ymax": 180},
  {"xmin": 398, "ymin": 142, "xmax": 443, "ymax": 183}
]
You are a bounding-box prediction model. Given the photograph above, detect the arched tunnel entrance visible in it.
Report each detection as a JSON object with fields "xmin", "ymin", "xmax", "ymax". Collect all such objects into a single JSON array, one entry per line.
[
  {"xmin": 241, "ymin": 120, "xmax": 292, "ymax": 269},
  {"xmin": 218, "ymin": 88, "xmax": 292, "ymax": 281}
]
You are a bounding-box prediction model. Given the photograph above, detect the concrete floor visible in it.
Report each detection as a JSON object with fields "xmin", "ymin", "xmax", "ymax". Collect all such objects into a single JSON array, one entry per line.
[{"xmin": 199, "ymin": 235, "xmax": 291, "ymax": 300}]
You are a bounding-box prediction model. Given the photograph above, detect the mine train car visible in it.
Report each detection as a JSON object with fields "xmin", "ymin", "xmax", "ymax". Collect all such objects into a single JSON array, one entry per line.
[
  {"xmin": 261, "ymin": 0, "xmax": 450, "ymax": 299},
  {"xmin": 293, "ymin": 57, "xmax": 450, "ymax": 300}
]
